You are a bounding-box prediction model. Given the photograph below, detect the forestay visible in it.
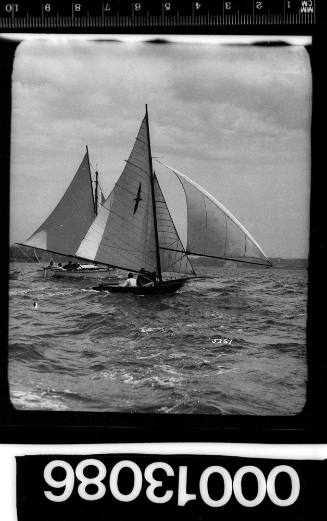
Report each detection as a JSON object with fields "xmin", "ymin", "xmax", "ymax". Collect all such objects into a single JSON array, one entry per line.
[
  {"xmin": 76, "ymin": 117, "xmax": 158, "ymax": 273},
  {"xmin": 156, "ymin": 161, "xmax": 271, "ymax": 267},
  {"xmin": 23, "ymin": 152, "xmax": 95, "ymax": 256}
]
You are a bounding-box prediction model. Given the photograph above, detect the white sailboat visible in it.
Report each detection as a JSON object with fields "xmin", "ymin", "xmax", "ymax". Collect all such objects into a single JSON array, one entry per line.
[
  {"xmin": 18, "ymin": 106, "xmax": 271, "ymax": 292},
  {"xmin": 17, "ymin": 147, "xmax": 114, "ymax": 280},
  {"xmin": 74, "ymin": 106, "xmax": 271, "ymax": 295}
]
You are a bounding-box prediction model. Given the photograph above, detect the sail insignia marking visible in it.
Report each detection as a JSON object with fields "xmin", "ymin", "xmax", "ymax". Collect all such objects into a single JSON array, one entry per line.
[{"xmin": 133, "ymin": 183, "xmax": 143, "ymax": 214}]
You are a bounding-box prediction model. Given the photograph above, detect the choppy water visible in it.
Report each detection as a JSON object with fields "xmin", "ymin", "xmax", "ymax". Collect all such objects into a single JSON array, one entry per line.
[{"xmin": 8, "ymin": 261, "xmax": 307, "ymax": 415}]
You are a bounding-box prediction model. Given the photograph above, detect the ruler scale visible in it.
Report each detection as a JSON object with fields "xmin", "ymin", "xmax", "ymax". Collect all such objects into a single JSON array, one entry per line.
[{"xmin": 0, "ymin": 1, "xmax": 317, "ymax": 30}]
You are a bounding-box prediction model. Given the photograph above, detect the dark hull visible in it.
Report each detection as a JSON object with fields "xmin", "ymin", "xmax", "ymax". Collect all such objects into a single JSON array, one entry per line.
[{"xmin": 93, "ymin": 278, "xmax": 188, "ymax": 294}]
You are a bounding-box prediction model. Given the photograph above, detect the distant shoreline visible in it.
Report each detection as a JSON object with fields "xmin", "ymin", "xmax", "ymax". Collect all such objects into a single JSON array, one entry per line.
[{"xmin": 9, "ymin": 245, "xmax": 308, "ymax": 270}]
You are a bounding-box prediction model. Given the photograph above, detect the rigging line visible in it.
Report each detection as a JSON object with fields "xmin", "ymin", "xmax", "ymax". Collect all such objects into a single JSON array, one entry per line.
[
  {"xmin": 82, "ymin": 212, "xmax": 153, "ymax": 242},
  {"xmin": 15, "ymin": 243, "xmax": 40, "ymax": 263},
  {"xmin": 165, "ymin": 253, "xmax": 189, "ymax": 268},
  {"xmin": 124, "ymin": 159, "xmax": 149, "ymax": 176},
  {"xmin": 80, "ymin": 232, "xmax": 156, "ymax": 256},
  {"xmin": 154, "ymin": 172, "xmax": 195, "ymax": 274},
  {"xmin": 135, "ymin": 137, "xmax": 147, "ymax": 146},
  {"xmin": 160, "ymin": 238, "xmax": 180, "ymax": 249},
  {"xmin": 77, "ymin": 257, "xmax": 154, "ymax": 276},
  {"xmin": 98, "ymin": 182, "xmax": 106, "ymax": 197},
  {"xmin": 20, "ymin": 242, "xmax": 155, "ymax": 274},
  {"xmin": 89, "ymin": 161, "xmax": 97, "ymax": 173},
  {"xmin": 116, "ymin": 182, "xmax": 149, "ymax": 201},
  {"xmin": 80, "ymin": 228, "xmax": 157, "ymax": 255},
  {"xmin": 158, "ymin": 247, "xmax": 272, "ymax": 267},
  {"xmin": 15, "ymin": 243, "xmax": 110, "ymax": 267},
  {"xmin": 85, "ymin": 145, "xmax": 97, "ymax": 217},
  {"xmin": 146, "ymin": 105, "xmax": 162, "ymax": 282}
]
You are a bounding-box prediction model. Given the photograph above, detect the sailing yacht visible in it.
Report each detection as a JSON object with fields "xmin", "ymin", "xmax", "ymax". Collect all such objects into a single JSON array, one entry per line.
[
  {"xmin": 19, "ymin": 106, "xmax": 271, "ymax": 292},
  {"xmin": 18, "ymin": 147, "xmax": 114, "ymax": 280},
  {"xmin": 74, "ymin": 106, "xmax": 271, "ymax": 294}
]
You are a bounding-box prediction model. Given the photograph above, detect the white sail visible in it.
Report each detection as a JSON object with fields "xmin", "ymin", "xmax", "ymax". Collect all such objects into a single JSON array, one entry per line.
[
  {"xmin": 156, "ymin": 161, "xmax": 271, "ymax": 267},
  {"xmin": 23, "ymin": 151, "xmax": 95, "ymax": 256},
  {"xmin": 76, "ymin": 116, "xmax": 158, "ymax": 272},
  {"xmin": 154, "ymin": 175, "xmax": 195, "ymax": 276}
]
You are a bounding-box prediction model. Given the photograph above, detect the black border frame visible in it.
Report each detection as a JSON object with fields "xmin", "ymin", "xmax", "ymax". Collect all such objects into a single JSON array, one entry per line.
[{"xmin": 1, "ymin": 1, "xmax": 326, "ymax": 444}]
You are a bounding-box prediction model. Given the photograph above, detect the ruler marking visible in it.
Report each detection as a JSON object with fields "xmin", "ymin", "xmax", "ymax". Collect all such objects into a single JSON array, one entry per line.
[{"xmin": 0, "ymin": 2, "xmax": 318, "ymax": 30}]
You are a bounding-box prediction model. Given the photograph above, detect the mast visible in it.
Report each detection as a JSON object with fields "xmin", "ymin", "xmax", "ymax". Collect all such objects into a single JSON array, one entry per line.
[
  {"xmin": 145, "ymin": 104, "xmax": 162, "ymax": 282},
  {"xmin": 95, "ymin": 170, "xmax": 99, "ymax": 216},
  {"xmin": 85, "ymin": 145, "xmax": 97, "ymax": 217}
]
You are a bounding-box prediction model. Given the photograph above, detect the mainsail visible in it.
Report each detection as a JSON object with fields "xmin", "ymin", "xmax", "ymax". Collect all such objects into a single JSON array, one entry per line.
[
  {"xmin": 156, "ymin": 161, "xmax": 271, "ymax": 267},
  {"xmin": 76, "ymin": 114, "xmax": 193, "ymax": 277},
  {"xmin": 22, "ymin": 150, "xmax": 96, "ymax": 257},
  {"xmin": 76, "ymin": 116, "xmax": 158, "ymax": 273}
]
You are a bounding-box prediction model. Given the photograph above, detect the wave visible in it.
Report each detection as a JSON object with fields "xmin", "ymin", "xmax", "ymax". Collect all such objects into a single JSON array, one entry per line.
[{"xmin": 8, "ymin": 264, "xmax": 308, "ymax": 414}]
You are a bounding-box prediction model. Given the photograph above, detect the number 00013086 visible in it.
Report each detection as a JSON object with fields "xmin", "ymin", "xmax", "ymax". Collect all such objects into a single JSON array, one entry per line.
[{"xmin": 43, "ymin": 460, "xmax": 300, "ymax": 508}]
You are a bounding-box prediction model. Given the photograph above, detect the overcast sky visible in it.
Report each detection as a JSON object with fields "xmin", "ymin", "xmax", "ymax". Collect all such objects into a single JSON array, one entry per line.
[{"xmin": 10, "ymin": 38, "xmax": 311, "ymax": 258}]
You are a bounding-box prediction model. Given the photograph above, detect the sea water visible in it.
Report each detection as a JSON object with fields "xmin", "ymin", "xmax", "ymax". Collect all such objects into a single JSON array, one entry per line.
[{"xmin": 8, "ymin": 262, "xmax": 307, "ymax": 415}]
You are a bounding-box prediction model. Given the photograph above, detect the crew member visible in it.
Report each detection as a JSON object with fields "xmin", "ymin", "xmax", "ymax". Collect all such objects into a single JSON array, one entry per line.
[
  {"xmin": 122, "ymin": 272, "xmax": 137, "ymax": 287},
  {"xmin": 136, "ymin": 268, "xmax": 154, "ymax": 287}
]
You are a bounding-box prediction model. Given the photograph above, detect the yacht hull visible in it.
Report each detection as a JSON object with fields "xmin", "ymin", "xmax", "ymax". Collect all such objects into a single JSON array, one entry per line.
[
  {"xmin": 43, "ymin": 268, "xmax": 116, "ymax": 280},
  {"xmin": 93, "ymin": 278, "xmax": 188, "ymax": 294}
]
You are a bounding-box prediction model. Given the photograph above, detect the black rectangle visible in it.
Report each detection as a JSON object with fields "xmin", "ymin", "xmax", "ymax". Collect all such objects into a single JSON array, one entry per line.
[{"xmin": 16, "ymin": 453, "xmax": 326, "ymax": 521}]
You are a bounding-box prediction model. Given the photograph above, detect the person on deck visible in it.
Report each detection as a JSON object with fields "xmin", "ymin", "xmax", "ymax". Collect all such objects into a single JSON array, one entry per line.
[
  {"xmin": 136, "ymin": 268, "xmax": 155, "ymax": 287},
  {"xmin": 122, "ymin": 272, "xmax": 137, "ymax": 287}
]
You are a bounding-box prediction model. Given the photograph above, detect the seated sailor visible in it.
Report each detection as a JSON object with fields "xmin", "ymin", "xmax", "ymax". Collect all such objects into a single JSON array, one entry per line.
[
  {"xmin": 136, "ymin": 268, "xmax": 155, "ymax": 287},
  {"xmin": 122, "ymin": 272, "xmax": 137, "ymax": 287}
]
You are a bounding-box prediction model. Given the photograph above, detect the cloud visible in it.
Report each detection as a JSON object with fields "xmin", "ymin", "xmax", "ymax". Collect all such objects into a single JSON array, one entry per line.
[{"xmin": 10, "ymin": 40, "xmax": 311, "ymax": 257}]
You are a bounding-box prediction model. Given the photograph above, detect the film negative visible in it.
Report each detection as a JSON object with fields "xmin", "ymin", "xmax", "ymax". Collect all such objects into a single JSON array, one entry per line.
[{"xmin": 1, "ymin": 0, "xmax": 326, "ymax": 520}]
